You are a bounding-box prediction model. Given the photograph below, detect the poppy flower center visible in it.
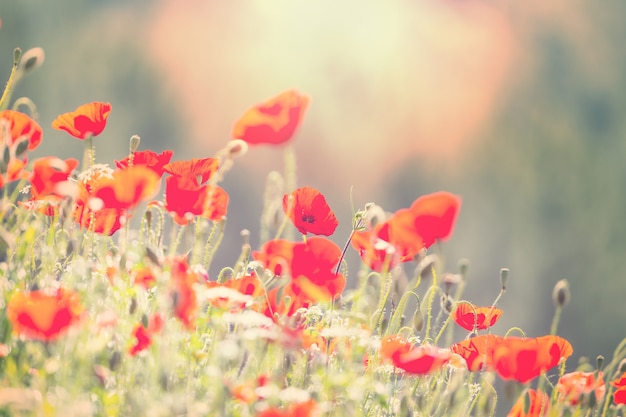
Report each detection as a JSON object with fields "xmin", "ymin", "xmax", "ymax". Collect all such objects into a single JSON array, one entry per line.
[{"xmin": 301, "ymin": 213, "xmax": 316, "ymax": 224}]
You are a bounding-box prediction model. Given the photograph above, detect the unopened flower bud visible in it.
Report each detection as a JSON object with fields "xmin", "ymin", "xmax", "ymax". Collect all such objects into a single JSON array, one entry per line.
[
  {"xmin": 129, "ymin": 297, "xmax": 138, "ymax": 315},
  {"xmin": 413, "ymin": 309, "xmax": 424, "ymax": 332},
  {"xmin": 440, "ymin": 295, "xmax": 454, "ymax": 313},
  {"xmin": 597, "ymin": 355, "xmax": 605, "ymax": 370},
  {"xmin": 226, "ymin": 139, "xmax": 248, "ymax": 159},
  {"xmin": 552, "ymin": 279, "xmax": 570, "ymax": 308},
  {"xmin": 13, "ymin": 48, "xmax": 22, "ymax": 65},
  {"xmin": 129, "ymin": 135, "xmax": 141, "ymax": 152},
  {"xmin": 18, "ymin": 47, "xmax": 44, "ymax": 73},
  {"xmin": 500, "ymin": 268, "xmax": 509, "ymax": 290}
]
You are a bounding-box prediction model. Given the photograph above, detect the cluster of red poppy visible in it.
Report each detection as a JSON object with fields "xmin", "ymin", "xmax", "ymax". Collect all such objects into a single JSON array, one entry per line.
[{"xmin": 4, "ymin": 89, "xmax": 625, "ymax": 416}]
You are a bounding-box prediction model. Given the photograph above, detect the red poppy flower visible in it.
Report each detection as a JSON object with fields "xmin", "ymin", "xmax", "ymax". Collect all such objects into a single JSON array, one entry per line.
[
  {"xmin": 128, "ymin": 314, "xmax": 164, "ymax": 356},
  {"xmin": 115, "ymin": 149, "xmax": 174, "ymax": 177},
  {"xmin": 52, "ymin": 102, "xmax": 112, "ymax": 139},
  {"xmin": 262, "ymin": 285, "xmax": 307, "ymax": 318},
  {"xmin": 131, "ymin": 266, "xmax": 157, "ymax": 289},
  {"xmin": 290, "ymin": 237, "xmax": 345, "ymax": 302},
  {"xmin": 29, "ymin": 156, "xmax": 79, "ymax": 199},
  {"xmin": 256, "ymin": 399, "xmax": 317, "ymax": 417},
  {"xmin": 452, "ymin": 303, "xmax": 503, "ymax": 332},
  {"xmin": 410, "ymin": 191, "xmax": 462, "ymax": 247},
  {"xmin": 206, "ymin": 273, "xmax": 265, "ymax": 309},
  {"xmin": 283, "ymin": 187, "xmax": 338, "ymax": 236},
  {"xmin": 252, "ymin": 239, "xmax": 296, "ymax": 276},
  {"xmin": 612, "ymin": 372, "xmax": 626, "ymax": 404},
  {"xmin": 7, "ymin": 288, "xmax": 83, "ymax": 341},
  {"xmin": 352, "ymin": 192, "xmax": 461, "ymax": 272},
  {"xmin": 164, "ymin": 175, "xmax": 205, "ymax": 222},
  {"xmin": 380, "ymin": 335, "xmax": 450, "ymax": 375},
  {"xmin": 0, "ymin": 109, "xmax": 43, "ymax": 151},
  {"xmin": 492, "ymin": 335, "xmax": 573, "ymax": 383},
  {"xmin": 200, "ymin": 185, "xmax": 229, "ymax": 222},
  {"xmin": 508, "ymin": 390, "xmax": 549, "ymax": 417},
  {"xmin": 450, "ymin": 334, "xmax": 504, "ymax": 372},
  {"xmin": 0, "ymin": 158, "xmax": 29, "ymax": 190},
  {"xmin": 164, "ymin": 176, "xmax": 228, "ymax": 225},
  {"xmin": 168, "ymin": 256, "xmax": 199, "ymax": 329},
  {"xmin": 94, "ymin": 166, "xmax": 160, "ymax": 211},
  {"xmin": 73, "ymin": 166, "xmax": 125, "ymax": 235},
  {"xmin": 380, "ymin": 335, "xmax": 413, "ymax": 364},
  {"xmin": 556, "ymin": 371, "xmax": 605, "ymax": 407},
  {"xmin": 233, "ymin": 89, "xmax": 310, "ymax": 145},
  {"xmin": 162, "ymin": 157, "xmax": 219, "ymax": 185}
]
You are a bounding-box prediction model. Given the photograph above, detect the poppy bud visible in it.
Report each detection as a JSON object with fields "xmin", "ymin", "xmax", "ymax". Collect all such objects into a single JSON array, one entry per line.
[
  {"xmin": 18, "ymin": 47, "xmax": 44, "ymax": 74},
  {"xmin": 413, "ymin": 309, "xmax": 424, "ymax": 332},
  {"xmin": 500, "ymin": 268, "xmax": 509, "ymax": 290},
  {"xmin": 440, "ymin": 295, "xmax": 454, "ymax": 313},
  {"xmin": 415, "ymin": 254, "xmax": 438, "ymax": 280},
  {"xmin": 226, "ymin": 139, "xmax": 248, "ymax": 159},
  {"xmin": 13, "ymin": 47, "xmax": 22, "ymax": 65},
  {"xmin": 129, "ymin": 135, "xmax": 141, "ymax": 152},
  {"xmin": 129, "ymin": 297, "xmax": 138, "ymax": 315},
  {"xmin": 145, "ymin": 246, "xmax": 160, "ymax": 267},
  {"xmin": 597, "ymin": 355, "xmax": 604, "ymax": 370},
  {"xmin": 443, "ymin": 272, "xmax": 461, "ymax": 296},
  {"xmin": 552, "ymin": 279, "xmax": 570, "ymax": 307}
]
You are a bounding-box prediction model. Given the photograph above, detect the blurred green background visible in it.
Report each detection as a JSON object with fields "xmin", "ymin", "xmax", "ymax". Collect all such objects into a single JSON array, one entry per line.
[{"xmin": 3, "ymin": 0, "xmax": 626, "ymax": 368}]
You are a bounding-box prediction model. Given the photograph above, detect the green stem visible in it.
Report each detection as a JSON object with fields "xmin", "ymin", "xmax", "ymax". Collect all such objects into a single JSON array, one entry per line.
[{"xmin": 0, "ymin": 48, "xmax": 22, "ymax": 111}]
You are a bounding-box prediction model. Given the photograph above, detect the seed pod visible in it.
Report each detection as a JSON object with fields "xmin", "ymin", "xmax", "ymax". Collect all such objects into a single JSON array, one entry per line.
[{"xmin": 552, "ymin": 279, "xmax": 570, "ymax": 307}]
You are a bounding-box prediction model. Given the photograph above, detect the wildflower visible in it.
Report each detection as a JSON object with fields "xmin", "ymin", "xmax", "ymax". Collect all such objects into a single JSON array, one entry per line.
[
  {"xmin": 93, "ymin": 166, "xmax": 160, "ymax": 210},
  {"xmin": 200, "ymin": 185, "xmax": 229, "ymax": 222},
  {"xmin": 380, "ymin": 335, "xmax": 451, "ymax": 375},
  {"xmin": 72, "ymin": 165, "xmax": 124, "ymax": 235},
  {"xmin": 29, "ymin": 156, "xmax": 79, "ymax": 199},
  {"xmin": 7, "ymin": 288, "xmax": 83, "ymax": 341},
  {"xmin": 556, "ymin": 371, "xmax": 605, "ymax": 406},
  {"xmin": 233, "ymin": 89, "xmax": 310, "ymax": 145},
  {"xmin": 164, "ymin": 176, "xmax": 228, "ymax": 225},
  {"xmin": 352, "ymin": 192, "xmax": 461, "ymax": 272},
  {"xmin": 52, "ymin": 102, "xmax": 112, "ymax": 139},
  {"xmin": 162, "ymin": 157, "xmax": 219, "ymax": 185},
  {"xmin": 289, "ymin": 237, "xmax": 345, "ymax": 302},
  {"xmin": 452, "ymin": 303, "xmax": 503, "ymax": 332},
  {"xmin": 206, "ymin": 273, "xmax": 265, "ymax": 309},
  {"xmin": 283, "ymin": 186, "xmax": 338, "ymax": 236},
  {"xmin": 410, "ymin": 191, "xmax": 462, "ymax": 248},
  {"xmin": 131, "ymin": 265, "xmax": 157, "ymax": 289},
  {"xmin": 0, "ymin": 109, "xmax": 43, "ymax": 151},
  {"xmin": 115, "ymin": 149, "xmax": 174, "ymax": 177},
  {"xmin": 128, "ymin": 314, "xmax": 164, "ymax": 356},
  {"xmin": 450, "ymin": 334, "xmax": 504, "ymax": 371},
  {"xmin": 0, "ymin": 159, "xmax": 29, "ymax": 190},
  {"xmin": 168, "ymin": 256, "xmax": 199, "ymax": 329},
  {"xmin": 612, "ymin": 372, "xmax": 626, "ymax": 404},
  {"xmin": 508, "ymin": 390, "xmax": 549, "ymax": 417},
  {"xmin": 256, "ymin": 399, "xmax": 318, "ymax": 417},
  {"xmin": 492, "ymin": 335, "xmax": 573, "ymax": 383},
  {"xmin": 252, "ymin": 239, "xmax": 295, "ymax": 276}
]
